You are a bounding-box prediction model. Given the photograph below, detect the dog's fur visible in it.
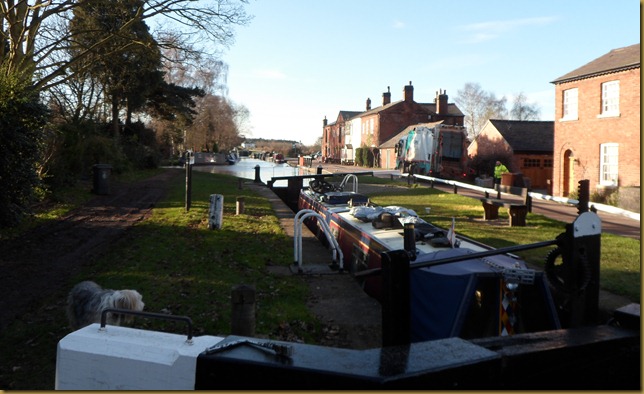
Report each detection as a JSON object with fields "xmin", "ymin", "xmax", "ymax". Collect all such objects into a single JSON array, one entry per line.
[{"xmin": 66, "ymin": 281, "xmax": 144, "ymax": 330}]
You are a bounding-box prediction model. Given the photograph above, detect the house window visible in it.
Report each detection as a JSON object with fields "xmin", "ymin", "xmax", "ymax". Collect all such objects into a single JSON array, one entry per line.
[
  {"xmin": 600, "ymin": 81, "xmax": 620, "ymax": 117},
  {"xmin": 599, "ymin": 143, "xmax": 619, "ymax": 186},
  {"xmin": 562, "ymin": 88, "xmax": 578, "ymax": 120},
  {"xmin": 543, "ymin": 159, "xmax": 553, "ymax": 168}
]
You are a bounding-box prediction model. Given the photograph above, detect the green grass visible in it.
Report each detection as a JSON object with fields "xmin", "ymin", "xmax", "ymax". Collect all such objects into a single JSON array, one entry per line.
[
  {"xmin": 0, "ymin": 170, "xmax": 316, "ymax": 389},
  {"xmin": 0, "ymin": 170, "xmax": 639, "ymax": 389},
  {"xmin": 368, "ymin": 181, "xmax": 641, "ymax": 301}
]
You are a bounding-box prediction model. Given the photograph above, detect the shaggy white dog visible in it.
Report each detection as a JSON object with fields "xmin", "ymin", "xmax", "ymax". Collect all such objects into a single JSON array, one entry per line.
[{"xmin": 66, "ymin": 281, "xmax": 144, "ymax": 330}]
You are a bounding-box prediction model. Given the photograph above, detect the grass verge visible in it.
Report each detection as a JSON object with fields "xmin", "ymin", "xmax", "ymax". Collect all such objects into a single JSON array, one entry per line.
[
  {"xmin": 0, "ymin": 170, "xmax": 317, "ymax": 389},
  {"xmin": 0, "ymin": 170, "xmax": 639, "ymax": 389}
]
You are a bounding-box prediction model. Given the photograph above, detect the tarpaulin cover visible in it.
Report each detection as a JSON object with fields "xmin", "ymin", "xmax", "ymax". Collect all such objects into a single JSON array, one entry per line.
[{"xmin": 409, "ymin": 248, "xmax": 524, "ymax": 342}]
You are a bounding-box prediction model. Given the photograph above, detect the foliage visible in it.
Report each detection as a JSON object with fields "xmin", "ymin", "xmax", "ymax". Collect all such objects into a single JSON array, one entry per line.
[
  {"xmin": 354, "ymin": 147, "xmax": 364, "ymax": 166},
  {"xmin": 361, "ymin": 147, "xmax": 370, "ymax": 167},
  {"xmin": 0, "ymin": 0, "xmax": 251, "ymax": 92},
  {"xmin": 0, "ymin": 67, "xmax": 49, "ymax": 227},
  {"xmin": 0, "ymin": 0, "xmax": 251, "ymax": 226},
  {"xmin": 467, "ymin": 149, "xmax": 514, "ymax": 177},
  {"xmin": 69, "ymin": 0, "xmax": 163, "ymax": 137}
]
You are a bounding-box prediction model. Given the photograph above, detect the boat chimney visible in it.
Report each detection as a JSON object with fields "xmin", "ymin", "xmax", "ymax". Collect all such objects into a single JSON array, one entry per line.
[{"xmin": 403, "ymin": 223, "xmax": 417, "ymax": 260}]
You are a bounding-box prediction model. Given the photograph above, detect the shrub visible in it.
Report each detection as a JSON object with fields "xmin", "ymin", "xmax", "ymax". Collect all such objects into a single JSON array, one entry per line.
[{"xmin": 0, "ymin": 67, "xmax": 49, "ymax": 226}]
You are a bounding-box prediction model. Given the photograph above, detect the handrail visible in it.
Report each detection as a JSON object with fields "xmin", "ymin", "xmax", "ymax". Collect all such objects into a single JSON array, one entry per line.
[
  {"xmin": 338, "ymin": 174, "xmax": 359, "ymax": 193},
  {"xmin": 294, "ymin": 209, "xmax": 344, "ymax": 272},
  {"xmin": 270, "ymin": 171, "xmax": 372, "ymax": 181},
  {"xmin": 100, "ymin": 308, "xmax": 194, "ymax": 343},
  {"xmin": 406, "ymin": 173, "xmax": 639, "ymax": 221},
  {"xmin": 354, "ymin": 239, "xmax": 559, "ymax": 279}
]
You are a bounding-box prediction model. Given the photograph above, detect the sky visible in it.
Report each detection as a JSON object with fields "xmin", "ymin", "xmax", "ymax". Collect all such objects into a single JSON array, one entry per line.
[{"xmin": 221, "ymin": 1, "xmax": 641, "ymax": 146}]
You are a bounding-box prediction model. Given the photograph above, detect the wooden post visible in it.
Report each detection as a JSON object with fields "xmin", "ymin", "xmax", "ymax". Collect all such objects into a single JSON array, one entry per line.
[
  {"xmin": 236, "ymin": 196, "xmax": 245, "ymax": 215},
  {"xmin": 185, "ymin": 155, "xmax": 192, "ymax": 211},
  {"xmin": 231, "ymin": 285, "xmax": 256, "ymax": 336}
]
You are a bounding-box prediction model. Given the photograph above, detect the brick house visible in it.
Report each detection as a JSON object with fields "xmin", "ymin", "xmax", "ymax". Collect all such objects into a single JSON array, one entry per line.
[
  {"xmin": 467, "ymin": 119, "xmax": 554, "ymax": 190},
  {"xmin": 322, "ymin": 110, "xmax": 361, "ymax": 163},
  {"xmin": 321, "ymin": 82, "xmax": 464, "ymax": 165},
  {"xmin": 550, "ymin": 43, "xmax": 640, "ymax": 200}
]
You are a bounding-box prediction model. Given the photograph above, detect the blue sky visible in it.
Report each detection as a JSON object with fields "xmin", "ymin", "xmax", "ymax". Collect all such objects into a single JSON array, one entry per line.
[{"xmin": 222, "ymin": 1, "xmax": 640, "ymax": 146}]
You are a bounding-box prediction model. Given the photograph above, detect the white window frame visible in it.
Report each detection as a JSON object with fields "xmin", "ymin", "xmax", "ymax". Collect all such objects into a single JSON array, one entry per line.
[
  {"xmin": 562, "ymin": 88, "xmax": 578, "ymax": 121},
  {"xmin": 599, "ymin": 80, "xmax": 620, "ymax": 117},
  {"xmin": 599, "ymin": 143, "xmax": 619, "ymax": 187}
]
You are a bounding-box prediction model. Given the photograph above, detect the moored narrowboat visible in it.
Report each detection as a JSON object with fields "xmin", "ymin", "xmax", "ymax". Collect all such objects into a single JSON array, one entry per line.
[{"xmin": 298, "ymin": 175, "xmax": 561, "ymax": 342}]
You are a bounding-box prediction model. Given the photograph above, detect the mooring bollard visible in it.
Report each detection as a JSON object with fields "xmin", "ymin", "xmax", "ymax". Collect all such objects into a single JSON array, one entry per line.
[
  {"xmin": 231, "ymin": 284, "xmax": 256, "ymax": 336},
  {"xmin": 236, "ymin": 196, "xmax": 245, "ymax": 215},
  {"xmin": 317, "ymin": 165, "xmax": 322, "ymax": 175},
  {"xmin": 254, "ymin": 165, "xmax": 262, "ymax": 183}
]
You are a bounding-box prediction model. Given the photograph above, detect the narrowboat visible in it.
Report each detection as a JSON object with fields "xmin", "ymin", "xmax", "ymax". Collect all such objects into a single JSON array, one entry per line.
[{"xmin": 298, "ymin": 175, "xmax": 561, "ymax": 342}]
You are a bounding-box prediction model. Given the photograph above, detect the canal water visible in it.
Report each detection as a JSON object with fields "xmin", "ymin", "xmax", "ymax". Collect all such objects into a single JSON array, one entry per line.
[{"xmin": 192, "ymin": 157, "xmax": 316, "ymax": 186}]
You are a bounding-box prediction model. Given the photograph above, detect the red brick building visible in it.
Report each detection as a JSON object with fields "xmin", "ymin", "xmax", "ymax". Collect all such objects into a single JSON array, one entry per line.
[
  {"xmin": 321, "ymin": 82, "xmax": 464, "ymax": 165},
  {"xmin": 467, "ymin": 119, "xmax": 554, "ymax": 190},
  {"xmin": 551, "ymin": 43, "xmax": 640, "ymax": 199}
]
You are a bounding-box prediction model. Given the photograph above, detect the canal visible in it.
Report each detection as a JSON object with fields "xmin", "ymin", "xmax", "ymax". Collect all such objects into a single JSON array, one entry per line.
[{"xmin": 191, "ymin": 157, "xmax": 318, "ymax": 186}]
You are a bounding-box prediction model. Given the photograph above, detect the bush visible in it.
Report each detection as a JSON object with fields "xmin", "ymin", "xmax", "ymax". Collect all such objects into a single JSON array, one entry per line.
[
  {"xmin": 0, "ymin": 68, "xmax": 49, "ymax": 227},
  {"xmin": 354, "ymin": 147, "xmax": 364, "ymax": 167}
]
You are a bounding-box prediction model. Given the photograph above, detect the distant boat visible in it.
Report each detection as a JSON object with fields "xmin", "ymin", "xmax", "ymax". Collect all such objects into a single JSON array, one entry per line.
[
  {"xmin": 226, "ymin": 152, "xmax": 239, "ymax": 165},
  {"xmin": 273, "ymin": 153, "xmax": 286, "ymax": 164}
]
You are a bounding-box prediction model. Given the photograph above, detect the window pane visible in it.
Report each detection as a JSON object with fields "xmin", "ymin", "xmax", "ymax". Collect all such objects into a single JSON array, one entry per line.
[
  {"xmin": 602, "ymin": 81, "xmax": 619, "ymax": 114},
  {"xmin": 563, "ymin": 88, "xmax": 578, "ymax": 119},
  {"xmin": 600, "ymin": 143, "xmax": 619, "ymax": 186}
]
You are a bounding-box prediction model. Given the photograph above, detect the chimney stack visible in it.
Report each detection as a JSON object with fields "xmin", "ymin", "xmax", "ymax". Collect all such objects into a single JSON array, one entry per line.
[
  {"xmin": 366, "ymin": 97, "xmax": 371, "ymax": 111},
  {"xmin": 323, "ymin": 116, "xmax": 327, "ymax": 127},
  {"xmin": 382, "ymin": 86, "xmax": 391, "ymax": 105},
  {"xmin": 403, "ymin": 81, "xmax": 413, "ymax": 102},
  {"xmin": 436, "ymin": 89, "xmax": 448, "ymax": 115}
]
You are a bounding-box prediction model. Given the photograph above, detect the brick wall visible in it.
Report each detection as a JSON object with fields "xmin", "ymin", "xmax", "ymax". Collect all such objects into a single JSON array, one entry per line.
[{"xmin": 553, "ymin": 68, "xmax": 640, "ymax": 196}]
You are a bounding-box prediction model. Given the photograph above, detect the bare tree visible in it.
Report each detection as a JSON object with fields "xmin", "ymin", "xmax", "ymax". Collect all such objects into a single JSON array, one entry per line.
[
  {"xmin": 455, "ymin": 82, "xmax": 507, "ymax": 139},
  {"xmin": 0, "ymin": 0, "xmax": 251, "ymax": 92},
  {"xmin": 509, "ymin": 92, "xmax": 541, "ymax": 120}
]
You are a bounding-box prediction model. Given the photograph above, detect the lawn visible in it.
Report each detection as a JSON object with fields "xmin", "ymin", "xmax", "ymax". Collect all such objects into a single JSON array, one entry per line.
[{"xmin": 0, "ymin": 170, "xmax": 639, "ymax": 389}]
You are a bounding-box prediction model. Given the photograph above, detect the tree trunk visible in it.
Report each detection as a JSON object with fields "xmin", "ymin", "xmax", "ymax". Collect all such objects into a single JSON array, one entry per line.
[{"xmin": 112, "ymin": 93, "xmax": 120, "ymax": 140}]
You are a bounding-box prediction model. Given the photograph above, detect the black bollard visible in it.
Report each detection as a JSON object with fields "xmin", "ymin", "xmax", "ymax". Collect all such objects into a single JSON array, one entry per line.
[
  {"xmin": 403, "ymin": 223, "xmax": 416, "ymax": 261},
  {"xmin": 317, "ymin": 165, "xmax": 323, "ymax": 175},
  {"xmin": 254, "ymin": 165, "xmax": 262, "ymax": 183},
  {"xmin": 381, "ymin": 250, "xmax": 411, "ymax": 347}
]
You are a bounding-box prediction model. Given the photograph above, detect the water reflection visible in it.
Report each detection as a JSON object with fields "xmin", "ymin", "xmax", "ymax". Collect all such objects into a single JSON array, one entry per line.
[{"xmin": 193, "ymin": 157, "xmax": 315, "ymax": 186}]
